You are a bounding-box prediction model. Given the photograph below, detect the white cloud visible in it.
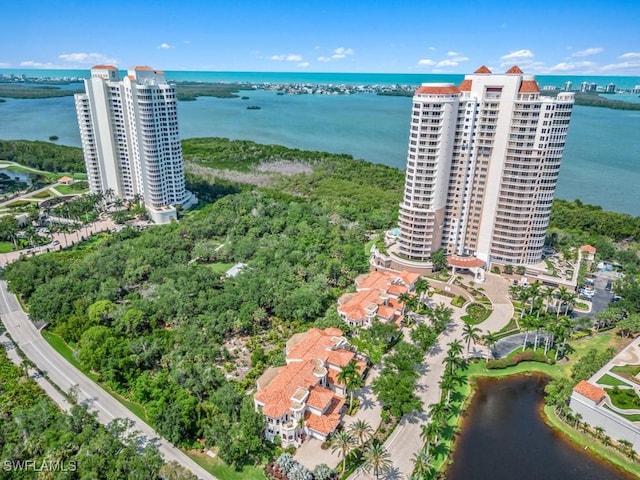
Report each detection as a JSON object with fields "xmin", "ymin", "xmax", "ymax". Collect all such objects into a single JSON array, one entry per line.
[
  {"xmin": 500, "ymin": 49, "xmax": 534, "ymax": 61},
  {"xmin": 158, "ymin": 43, "xmax": 174, "ymax": 50},
  {"xmin": 20, "ymin": 61, "xmax": 59, "ymax": 68},
  {"xmin": 297, "ymin": 62, "xmax": 310, "ymax": 67},
  {"xmin": 446, "ymin": 51, "xmax": 459, "ymax": 56},
  {"xmin": 572, "ymin": 47, "xmax": 603, "ymax": 57},
  {"xmin": 428, "ymin": 46, "xmax": 436, "ymax": 51},
  {"xmin": 601, "ymin": 61, "xmax": 640, "ymax": 71},
  {"xmin": 270, "ymin": 54, "xmax": 303, "ymax": 62},
  {"xmin": 317, "ymin": 56, "xmax": 331, "ymax": 63},
  {"xmin": 450, "ymin": 56, "xmax": 469, "ymax": 63},
  {"xmin": 548, "ymin": 61, "xmax": 597, "ymax": 72},
  {"xmin": 619, "ymin": 52, "xmax": 640, "ymax": 59},
  {"xmin": 58, "ymin": 52, "xmax": 118, "ymax": 65},
  {"xmin": 436, "ymin": 59, "xmax": 459, "ymax": 68},
  {"xmin": 417, "ymin": 58, "xmax": 435, "ymax": 66},
  {"xmin": 333, "ymin": 47, "xmax": 354, "ymax": 56},
  {"xmin": 0, "ymin": 62, "xmax": 11, "ymax": 67}
]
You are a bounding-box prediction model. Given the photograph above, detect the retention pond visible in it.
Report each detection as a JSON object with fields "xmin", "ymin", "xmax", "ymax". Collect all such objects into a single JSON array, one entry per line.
[{"xmin": 447, "ymin": 375, "xmax": 634, "ymax": 480}]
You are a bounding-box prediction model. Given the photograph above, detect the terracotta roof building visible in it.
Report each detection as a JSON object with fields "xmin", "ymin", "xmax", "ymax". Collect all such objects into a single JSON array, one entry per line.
[
  {"xmin": 393, "ymin": 65, "xmax": 574, "ymax": 268},
  {"xmin": 337, "ymin": 270, "xmax": 419, "ymax": 328},
  {"xmin": 572, "ymin": 380, "xmax": 606, "ymax": 404},
  {"xmin": 254, "ymin": 328, "xmax": 365, "ymax": 447}
]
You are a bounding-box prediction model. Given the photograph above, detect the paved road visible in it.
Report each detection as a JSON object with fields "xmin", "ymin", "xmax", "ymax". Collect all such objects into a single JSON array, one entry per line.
[
  {"xmin": 349, "ymin": 294, "xmax": 491, "ymax": 480},
  {"xmin": 0, "ymin": 280, "xmax": 216, "ymax": 480}
]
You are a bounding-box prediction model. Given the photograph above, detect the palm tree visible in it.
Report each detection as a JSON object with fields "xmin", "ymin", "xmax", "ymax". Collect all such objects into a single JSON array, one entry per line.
[
  {"xmin": 574, "ymin": 412, "xmax": 583, "ymax": 429},
  {"xmin": 447, "ymin": 339, "xmax": 464, "ymax": 358},
  {"xmin": 520, "ymin": 314, "xmax": 535, "ymax": 351},
  {"xmin": 414, "ymin": 277, "xmax": 430, "ymax": 303},
  {"xmin": 527, "ymin": 282, "xmax": 542, "ymax": 315},
  {"xmin": 483, "ymin": 331, "xmax": 499, "ymax": 359},
  {"xmin": 337, "ymin": 360, "xmax": 362, "ymax": 411},
  {"xmin": 330, "ymin": 431, "xmax": 354, "ymax": 474},
  {"xmin": 348, "ymin": 419, "xmax": 373, "ymax": 448},
  {"xmin": 420, "ymin": 421, "xmax": 440, "ymax": 457},
  {"xmin": 594, "ymin": 426, "xmax": 605, "ymax": 440},
  {"xmin": 439, "ymin": 374, "xmax": 456, "ymax": 405},
  {"xmin": 361, "ymin": 442, "xmax": 392, "ymax": 480},
  {"xmin": 412, "ymin": 449, "xmax": 434, "ymax": 479},
  {"xmin": 462, "ymin": 321, "xmax": 481, "ymax": 357}
]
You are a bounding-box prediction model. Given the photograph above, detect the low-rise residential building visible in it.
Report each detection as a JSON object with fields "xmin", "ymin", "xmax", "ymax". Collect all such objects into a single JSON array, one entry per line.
[
  {"xmin": 254, "ymin": 328, "xmax": 366, "ymax": 447},
  {"xmin": 569, "ymin": 336, "xmax": 640, "ymax": 452},
  {"xmin": 337, "ymin": 270, "xmax": 419, "ymax": 328}
]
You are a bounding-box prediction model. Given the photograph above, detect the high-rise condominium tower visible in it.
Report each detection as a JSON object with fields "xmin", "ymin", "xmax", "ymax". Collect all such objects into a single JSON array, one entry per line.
[
  {"xmin": 396, "ymin": 66, "xmax": 574, "ymax": 267},
  {"xmin": 75, "ymin": 65, "xmax": 195, "ymax": 223}
]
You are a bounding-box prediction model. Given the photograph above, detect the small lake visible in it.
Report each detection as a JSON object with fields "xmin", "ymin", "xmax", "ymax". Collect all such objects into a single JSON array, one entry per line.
[
  {"xmin": 447, "ymin": 375, "xmax": 634, "ymax": 480},
  {"xmin": 0, "ymin": 168, "xmax": 34, "ymax": 184}
]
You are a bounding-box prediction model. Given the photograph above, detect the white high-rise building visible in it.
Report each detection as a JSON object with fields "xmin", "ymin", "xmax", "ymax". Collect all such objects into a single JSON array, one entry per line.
[
  {"xmin": 392, "ymin": 65, "xmax": 574, "ymax": 269},
  {"xmin": 75, "ymin": 65, "xmax": 196, "ymax": 223}
]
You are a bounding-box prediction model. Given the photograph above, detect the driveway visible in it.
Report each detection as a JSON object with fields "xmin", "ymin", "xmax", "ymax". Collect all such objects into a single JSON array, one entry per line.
[{"xmin": 295, "ymin": 367, "xmax": 383, "ymax": 470}]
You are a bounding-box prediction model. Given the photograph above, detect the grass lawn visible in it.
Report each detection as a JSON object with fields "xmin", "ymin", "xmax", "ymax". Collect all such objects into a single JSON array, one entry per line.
[
  {"xmin": 0, "ymin": 241, "xmax": 13, "ymax": 253},
  {"xmin": 603, "ymin": 404, "xmax": 640, "ymax": 422},
  {"xmin": 545, "ymin": 405, "xmax": 640, "ymax": 477},
  {"xmin": 596, "ymin": 373, "xmax": 631, "ymax": 387},
  {"xmin": 611, "ymin": 364, "xmax": 640, "ymax": 376},
  {"xmin": 41, "ymin": 330, "xmax": 150, "ymax": 423},
  {"xmin": 29, "ymin": 190, "xmax": 53, "ymax": 199},
  {"xmin": 4, "ymin": 200, "xmax": 31, "ymax": 208},
  {"xmin": 55, "ymin": 182, "xmax": 90, "ymax": 195},
  {"xmin": 204, "ymin": 262, "xmax": 236, "ymax": 275},
  {"xmin": 462, "ymin": 302, "xmax": 491, "ymax": 325},
  {"xmin": 186, "ymin": 451, "xmax": 266, "ymax": 480}
]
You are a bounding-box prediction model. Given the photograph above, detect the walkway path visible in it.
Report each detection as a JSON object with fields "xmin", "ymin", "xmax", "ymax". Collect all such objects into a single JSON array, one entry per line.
[{"xmin": 349, "ymin": 274, "xmax": 513, "ymax": 479}]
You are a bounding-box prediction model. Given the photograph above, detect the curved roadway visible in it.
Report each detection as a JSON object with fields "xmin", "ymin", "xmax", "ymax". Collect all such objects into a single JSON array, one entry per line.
[{"xmin": 0, "ymin": 280, "xmax": 216, "ymax": 480}]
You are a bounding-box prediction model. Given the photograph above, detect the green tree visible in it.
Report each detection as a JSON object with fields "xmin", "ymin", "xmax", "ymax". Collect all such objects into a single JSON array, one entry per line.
[
  {"xmin": 349, "ymin": 419, "xmax": 373, "ymax": 448},
  {"xmin": 330, "ymin": 431, "xmax": 354, "ymax": 474},
  {"xmin": 462, "ymin": 321, "xmax": 481, "ymax": 356},
  {"xmin": 361, "ymin": 442, "xmax": 392, "ymax": 480}
]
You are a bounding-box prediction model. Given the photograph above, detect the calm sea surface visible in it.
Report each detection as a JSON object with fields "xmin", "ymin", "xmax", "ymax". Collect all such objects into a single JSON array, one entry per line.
[
  {"xmin": 447, "ymin": 376, "xmax": 634, "ymax": 480},
  {"xmin": 1, "ymin": 70, "xmax": 639, "ymax": 215}
]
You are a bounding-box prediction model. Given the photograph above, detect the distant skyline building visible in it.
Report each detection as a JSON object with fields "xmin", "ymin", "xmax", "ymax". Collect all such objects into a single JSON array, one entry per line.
[
  {"xmin": 75, "ymin": 65, "xmax": 195, "ymax": 223},
  {"xmin": 387, "ymin": 65, "xmax": 574, "ymax": 271}
]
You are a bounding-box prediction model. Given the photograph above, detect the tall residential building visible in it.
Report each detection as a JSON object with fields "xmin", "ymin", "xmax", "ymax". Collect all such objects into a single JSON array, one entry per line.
[
  {"xmin": 75, "ymin": 65, "xmax": 195, "ymax": 223},
  {"xmin": 393, "ymin": 65, "xmax": 574, "ymax": 268}
]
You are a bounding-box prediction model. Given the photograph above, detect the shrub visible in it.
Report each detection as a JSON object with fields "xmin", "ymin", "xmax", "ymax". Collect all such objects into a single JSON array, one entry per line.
[{"xmin": 486, "ymin": 349, "xmax": 553, "ymax": 369}]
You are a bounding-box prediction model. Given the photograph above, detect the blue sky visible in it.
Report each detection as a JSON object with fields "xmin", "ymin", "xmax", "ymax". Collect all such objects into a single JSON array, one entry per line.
[{"xmin": 2, "ymin": 0, "xmax": 639, "ymax": 75}]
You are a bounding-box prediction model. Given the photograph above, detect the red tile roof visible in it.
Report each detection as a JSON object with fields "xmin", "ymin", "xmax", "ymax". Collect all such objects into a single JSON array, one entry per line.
[
  {"xmin": 573, "ymin": 380, "xmax": 606, "ymax": 403},
  {"xmin": 92, "ymin": 65, "xmax": 117, "ymax": 70},
  {"xmin": 519, "ymin": 80, "xmax": 540, "ymax": 93},
  {"xmin": 447, "ymin": 255, "xmax": 485, "ymax": 268},
  {"xmin": 327, "ymin": 349, "xmax": 355, "ymax": 367},
  {"xmin": 580, "ymin": 245, "xmax": 597, "ymax": 254},
  {"xmin": 304, "ymin": 396, "xmax": 345, "ymax": 435},
  {"xmin": 306, "ymin": 386, "xmax": 334, "ymax": 411},
  {"xmin": 459, "ymin": 79, "xmax": 473, "ymax": 91},
  {"xmin": 474, "ymin": 65, "xmax": 492, "ymax": 74},
  {"xmin": 287, "ymin": 328, "xmax": 345, "ymax": 362},
  {"xmin": 506, "ymin": 65, "xmax": 524, "ymax": 74},
  {"xmin": 255, "ymin": 328, "xmax": 354, "ymax": 421},
  {"xmin": 134, "ymin": 66, "xmax": 153, "ymax": 71},
  {"xmin": 416, "ymin": 85, "xmax": 460, "ymax": 95},
  {"xmin": 255, "ymin": 361, "xmax": 319, "ymax": 418}
]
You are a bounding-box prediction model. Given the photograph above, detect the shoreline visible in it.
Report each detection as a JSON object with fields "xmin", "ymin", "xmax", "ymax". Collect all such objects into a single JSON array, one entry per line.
[{"xmin": 441, "ymin": 365, "xmax": 640, "ymax": 479}]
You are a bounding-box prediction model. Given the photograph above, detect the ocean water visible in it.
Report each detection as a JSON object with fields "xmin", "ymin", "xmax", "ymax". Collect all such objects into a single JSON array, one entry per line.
[{"xmin": 1, "ymin": 70, "xmax": 639, "ymax": 215}]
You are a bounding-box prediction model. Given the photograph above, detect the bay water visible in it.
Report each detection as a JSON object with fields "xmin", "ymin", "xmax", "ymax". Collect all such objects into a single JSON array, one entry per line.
[{"xmin": 1, "ymin": 70, "xmax": 639, "ymax": 215}]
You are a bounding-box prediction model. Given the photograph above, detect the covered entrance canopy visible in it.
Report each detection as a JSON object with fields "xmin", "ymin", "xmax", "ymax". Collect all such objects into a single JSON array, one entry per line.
[{"xmin": 446, "ymin": 255, "xmax": 486, "ymax": 282}]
